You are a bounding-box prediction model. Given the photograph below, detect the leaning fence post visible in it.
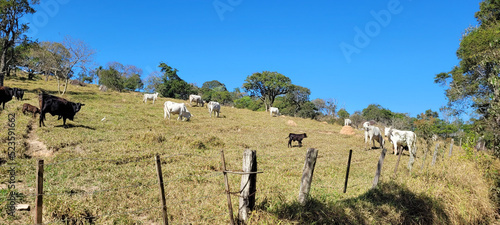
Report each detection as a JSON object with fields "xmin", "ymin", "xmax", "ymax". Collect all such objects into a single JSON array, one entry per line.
[
  {"xmin": 34, "ymin": 159, "xmax": 44, "ymax": 225},
  {"xmin": 155, "ymin": 155, "xmax": 168, "ymax": 225},
  {"xmin": 420, "ymin": 145, "xmax": 428, "ymax": 172},
  {"xmin": 432, "ymin": 143, "xmax": 439, "ymax": 166},
  {"xmin": 298, "ymin": 148, "xmax": 318, "ymax": 205},
  {"xmin": 372, "ymin": 148, "xmax": 387, "ymax": 189},
  {"xmin": 448, "ymin": 138, "xmax": 454, "ymax": 157},
  {"xmin": 220, "ymin": 150, "xmax": 235, "ymax": 225},
  {"xmin": 238, "ymin": 149, "xmax": 257, "ymax": 224},
  {"xmin": 343, "ymin": 150, "xmax": 352, "ymax": 193}
]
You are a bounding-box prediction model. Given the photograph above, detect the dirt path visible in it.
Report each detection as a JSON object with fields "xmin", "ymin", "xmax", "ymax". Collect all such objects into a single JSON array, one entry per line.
[{"xmin": 26, "ymin": 121, "xmax": 52, "ymax": 157}]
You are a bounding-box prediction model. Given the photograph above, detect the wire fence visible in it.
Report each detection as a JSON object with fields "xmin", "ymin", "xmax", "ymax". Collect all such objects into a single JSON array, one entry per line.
[{"xmin": 1, "ymin": 138, "xmax": 460, "ymax": 224}]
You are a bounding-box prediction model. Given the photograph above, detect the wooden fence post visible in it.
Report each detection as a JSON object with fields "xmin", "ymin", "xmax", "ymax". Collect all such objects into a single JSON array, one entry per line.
[
  {"xmin": 343, "ymin": 150, "xmax": 352, "ymax": 193},
  {"xmin": 298, "ymin": 148, "xmax": 318, "ymax": 205},
  {"xmin": 432, "ymin": 143, "xmax": 439, "ymax": 166},
  {"xmin": 459, "ymin": 138, "xmax": 462, "ymax": 151},
  {"xmin": 448, "ymin": 138, "xmax": 454, "ymax": 157},
  {"xmin": 155, "ymin": 155, "xmax": 168, "ymax": 225},
  {"xmin": 34, "ymin": 159, "xmax": 44, "ymax": 225},
  {"xmin": 238, "ymin": 149, "xmax": 257, "ymax": 224},
  {"xmin": 420, "ymin": 145, "xmax": 428, "ymax": 172},
  {"xmin": 372, "ymin": 148, "xmax": 387, "ymax": 189},
  {"xmin": 220, "ymin": 150, "xmax": 235, "ymax": 225}
]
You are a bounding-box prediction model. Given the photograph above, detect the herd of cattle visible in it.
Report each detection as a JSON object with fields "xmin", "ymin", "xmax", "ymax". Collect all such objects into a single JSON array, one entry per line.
[{"xmin": 1, "ymin": 86, "xmax": 418, "ymax": 153}]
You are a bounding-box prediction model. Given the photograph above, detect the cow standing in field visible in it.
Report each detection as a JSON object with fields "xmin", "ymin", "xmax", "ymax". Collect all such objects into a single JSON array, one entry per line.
[
  {"xmin": 207, "ymin": 101, "xmax": 221, "ymax": 118},
  {"xmin": 270, "ymin": 107, "xmax": 280, "ymax": 117},
  {"xmin": 22, "ymin": 103, "xmax": 41, "ymax": 118},
  {"xmin": 143, "ymin": 92, "xmax": 159, "ymax": 104},
  {"xmin": 0, "ymin": 86, "xmax": 14, "ymax": 109},
  {"xmin": 363, "ymin": 121, "xmax": 384, "ymax": 149},
  {"xmin": 344, "ymin": 118, "xmax": 352, "ymax": 126},
  {"xmin": 384, "ymin": 127, "xmax": 417, "ymax": 169},
  {"xmin": 12, "ymin": 88, "xmax": 24, "ymax": 100},
  {"xmin": 189, "ymin": 95, "xmax": 204, "ymax": 107},
  {"xmin": 287, "ymin": 133, "xmax": 307, "ymax": 147},
  {"xmin": 39, "ymin": 93, "xmax": 85, "ymax": 128},
  {"xmin": 164, "ymin": 101, "xmax": 192, "ymax": 121}
]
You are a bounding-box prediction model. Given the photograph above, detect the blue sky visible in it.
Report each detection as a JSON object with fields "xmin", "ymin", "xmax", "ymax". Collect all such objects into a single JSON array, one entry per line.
[{"xmin": 21, "ymin": 0, "xmax": 481, "ymax": 118}]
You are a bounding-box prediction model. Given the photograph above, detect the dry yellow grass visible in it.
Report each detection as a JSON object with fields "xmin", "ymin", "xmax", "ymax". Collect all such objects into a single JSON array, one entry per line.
[{"xmin": 0, "ymin": 75, "xmax": 499, "ymax": 224}]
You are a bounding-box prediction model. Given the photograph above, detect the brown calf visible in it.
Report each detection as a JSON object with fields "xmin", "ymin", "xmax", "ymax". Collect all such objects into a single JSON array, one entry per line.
[{"xmin": 22, "ymin": 103, "xmax": 41, "ymax": 118}]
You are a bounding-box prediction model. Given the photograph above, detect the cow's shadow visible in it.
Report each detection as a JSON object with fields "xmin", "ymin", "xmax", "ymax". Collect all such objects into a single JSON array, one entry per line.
[{"xmin": 54, "ymin": 124, "xmax": 96, "ymax": 130}]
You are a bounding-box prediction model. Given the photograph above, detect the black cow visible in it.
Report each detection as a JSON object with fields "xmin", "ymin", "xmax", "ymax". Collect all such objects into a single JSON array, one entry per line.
[
  {"xmin": 287, "ymin": 133, "xmax": 307, "ymax": 148},
  {"xmin": 13, "ymin": 88, "xmax": 24, "ymax": 101},
  {"xmin": 0, "ymin": 86, "xmax": 14, "ymax": 109},
  {"xmin": 39, "ymin": 93, "xmax": 85, "ymax": 128}
]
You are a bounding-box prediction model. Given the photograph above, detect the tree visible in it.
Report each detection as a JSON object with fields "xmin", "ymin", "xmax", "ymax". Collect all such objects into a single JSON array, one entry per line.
[
  {"xmin": 337, "ymin": 108, "xmax": 350, "ymax": 120},
  {"xmin": 362, "ymin": 104, "xmax": 394, "ymax": 124},
  {"xmin": 58, "ymin": 36, "xmax": 96, "ymax": 95},
  {"xmin": 0, "ymin": 0, "xmax": 38, "ymax": 86},
  {"xmin": 200, "ymin": 80, "xmax": 231, "ymax": 104},
  {"xmin": 242, "ymin": 71, "xmax": 292, "ymax": 111},
  {"xmin": 434, "ymin": 0, "xmax": 500, "ymax": 155},
  {"xmin": 156, "ymin": 62, "xmax": 195, "ymax": 99},
  {"xmin": 99, "ymin": 67, "xmax": 124, "ymax": 91},
  {"xmin": 124, "ymin": 74, "xmax": 143, "ymax": 91},
  {"xmin": 285, "ymin": 85, "xmax": 311, "ymax": 116}
]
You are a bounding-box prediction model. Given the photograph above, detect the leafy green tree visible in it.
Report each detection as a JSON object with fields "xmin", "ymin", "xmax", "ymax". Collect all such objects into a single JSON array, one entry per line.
[
  {"xmin": 285, "ymin": 85, "xmax": 311, "ymax": 115},
  {"xmin": 0, "ymin": 0, "xmax": 38, "ymax": 86},
  {"xmin": 156, "ymin": 62, "xmax": 195, "ymax": 99},
  {"xmin": 234, "ymin": 96, "xmax": 263, "ymax": 111},
  {"xmin": 337, "ymin": 108, "xmax": 350, "ymax": 120},
  {"xmin": 99, "ymin": 67, "xmax": 124, "ymax": 91},
  {"xmin": 200, "ymin": 80, "xmax": 232, "ymax": 104},
  {"xmin": 434, "ymin": 0, "xmax": 500, "ymax": 155},
  {"xmin": 242, "ymin": 71, "xmax": 292, "ymax": 111},
  {"xmin": 296, "ymin": 101, "xmax": 319, "ymax": 119},
  {"xmin": 362, "ymin": 104, "xmax": 394, "ymax": 124},
  {"xmin": 124, "ymin": 73, "xmax": 143, "ymax": 91}
]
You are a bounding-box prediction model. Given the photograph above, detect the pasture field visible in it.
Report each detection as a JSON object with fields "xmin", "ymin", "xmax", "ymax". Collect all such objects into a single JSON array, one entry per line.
[{"xmin": 1, "ymin": 76, "xmax": 499, "ymax": 224}]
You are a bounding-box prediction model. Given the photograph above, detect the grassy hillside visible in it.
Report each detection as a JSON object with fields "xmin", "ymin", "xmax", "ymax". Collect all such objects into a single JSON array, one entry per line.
[{"xmin": 1, "ymin": 76, "xmax": 499, "ymax": 224}]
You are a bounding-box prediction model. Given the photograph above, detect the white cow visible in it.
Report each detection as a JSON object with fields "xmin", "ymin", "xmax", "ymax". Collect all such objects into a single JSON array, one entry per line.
[
  {"xmin": 164, "ymin": 101, "xmax": 192, "ymax": 121},
  {"xmin": 189, "ymin": 95, "xmax": 204, "ymax": 107},
  {"xmin": 384, "ymin": 127, "xmax": 417, "ymax": 170},
  {"xmin": 363, "ymin": 122, "xmax": 384, "ymax": 149},
  {"xmin": 270, "ymin": 107, "xmax": 280, "ymax": 117},
  {"xmin": 143, "ymin": 92, "xmax": 159, "ymax": 104},
  {"xmin": 344, "ymin": 118, "xmax": 352, "ymax": 126},
  {"xmin": 207, "ymin": 101, "xmax": 221, "ymax": 117}
]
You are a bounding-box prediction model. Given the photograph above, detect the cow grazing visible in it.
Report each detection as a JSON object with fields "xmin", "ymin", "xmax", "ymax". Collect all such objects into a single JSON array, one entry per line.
[
  {"xmin": 189, "ymin": 95, "xmax": 204, "ymax": 107},
  {"xmin": 164, "ymin": 101, "xmax": 192, "ymax": 121},
  {"xmin": 143, "ymin": 92, "xmax": 159, "ymax": 104},
  {"xmin": 344, "ymin": 118, "xmax": 352, "ymax": 126},
  {"xmin": 22, "ymin": 103, "xmax": 41, "ymax": 118},
  {"xmin": 287, "ymin": 133, "xmax": 307, "ymax": 147},
  {"xmin": 39, "ymin": 93, "xmax": 85, "ymax": 128},
  {"xmin": 270, "ymin": 107, "xmax": 280, "ymax": 117},
  {"xmin": 207, "ymin": 101, "xmax": 221, "ymax": 118},
  {"xmin": 0, "ymin": 86, "xmax": 14, "ymax": 109},
  {"xmin": 363, "ymin": 122, "xmax": 384, "ymax": 149}
]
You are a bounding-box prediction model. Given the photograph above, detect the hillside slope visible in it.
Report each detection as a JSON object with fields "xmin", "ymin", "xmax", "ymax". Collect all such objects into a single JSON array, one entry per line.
[{"xmin": 1, "ymin": 77, "xmax": 499, "ymax": 224}]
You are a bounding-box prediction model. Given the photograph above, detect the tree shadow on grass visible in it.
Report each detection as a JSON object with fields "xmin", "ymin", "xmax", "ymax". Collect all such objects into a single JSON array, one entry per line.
[{"xmin": 259, "ymin": 181, "xmax": 450, "ymax": 224}]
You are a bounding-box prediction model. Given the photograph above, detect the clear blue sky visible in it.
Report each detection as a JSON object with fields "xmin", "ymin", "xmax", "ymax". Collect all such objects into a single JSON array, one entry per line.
[{"xmin": 22, "ymin": 0, "xmax": 481, "ymax": 118}]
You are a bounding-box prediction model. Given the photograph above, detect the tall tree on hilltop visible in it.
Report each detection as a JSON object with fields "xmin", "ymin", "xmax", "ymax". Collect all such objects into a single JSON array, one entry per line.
[
  {"xmin": 435, "ymin": 0, "xmax": 500, "ymax": 156},
  {"xmin": 156, "ymin": 62, "xmax": 195, "ymax": 99},
  {"xmin": 242, "ymin": 71, "xmax": 292, "ymax": 111},
  {"xmin": 0, "ymin": 0, "xmax": 38, "ymax": 86}
]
